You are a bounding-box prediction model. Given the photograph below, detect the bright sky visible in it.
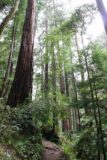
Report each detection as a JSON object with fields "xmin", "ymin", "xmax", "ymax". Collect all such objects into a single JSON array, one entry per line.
[
  {"xmin": 57, "ymin": 0, "xmax": 107, "ymax": 40},
  {"xmin": 62, "ymin": 0, "xmax": 107, "ymax": 11},
  {"xmin": 103, "ymin": 0, "xmax": 107, "ymax": 10}
]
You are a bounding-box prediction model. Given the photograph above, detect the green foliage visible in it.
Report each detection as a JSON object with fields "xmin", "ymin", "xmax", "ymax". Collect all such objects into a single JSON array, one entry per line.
[
  {"xmin": 0, "ymin": 103, "xmax": 42, "ymax": 160},
  {"xmin": 0, "ymin": 0, "xmax": 107, "ymax": 160},
  {"xmin": 46, "ymin": 4, "xmax": 96, "ymax": 42},
  {"xmin": 36, "ymin": 0, "xmax": 45, "ymax": 12},
  {"xmin": 0, "ymin": 0, "xmax": 27, "ymax": 94},
  {"xmin": 74, "ymin": 128, "xmax": 97, "ymax": 160},
  {"xmin": 0, "ymin": 0, "xmax": 13, "ymax": 8},
  {"xmin": 60, "ymin": 136, "xmax": 77, "ymax": 160},
  {"xmin": 92, "ymin": 44, "xmax": 107, "ymax": 72},
  {"xmin": 31, "ymin": 98, "xmax": 59, "ymax": 129},
  {"xmin": 0, "ymin": 145, "xmax": 20, "ymax": 160}
]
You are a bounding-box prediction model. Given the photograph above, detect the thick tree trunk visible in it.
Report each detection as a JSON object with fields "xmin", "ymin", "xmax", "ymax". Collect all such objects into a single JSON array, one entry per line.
[
  {"xmin": 0, "ymin": 0, "xmax": 20, "ymax": 36},
  {"xmin": 7, "ymin": 0, "xmax": 36, "ymax": 107},
  {"xmin": 96, "ymin": 0, "xmax": 107, "ymax": 34}
]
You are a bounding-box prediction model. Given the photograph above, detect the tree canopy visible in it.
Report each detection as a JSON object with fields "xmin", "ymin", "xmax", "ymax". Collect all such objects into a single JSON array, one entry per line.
[{"xmin": 0, "ymin": 0, "xmax": 107, "ymax": 160}]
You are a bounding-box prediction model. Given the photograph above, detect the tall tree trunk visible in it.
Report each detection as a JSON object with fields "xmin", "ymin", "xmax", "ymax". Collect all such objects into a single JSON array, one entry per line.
[
  {"xmin": 96, "ymin": 0, "xmax": 107, "ymax": 34},
  {"xmin": 57, "ymin": 44, "xmax": 69, "ymax": 132},
  {"xmin": 72, "ymin": 70, "xmax": 81, "ymax": 130},
  {"xmin": 65, "ymin": 72, "xmax": 69, "ymax": 97},
  {"xmin": 51, "ymin": 42, "xmax": 57, "ymax": 133},
  {"xmin": 0, "ymin": 22, "xmax": 16, "ymax": 98},
  {"xmin": 7, "ymin": 0, "xmax": 36, "ymax": 107},
  {"xmin": 81, "ymin": 33, "xmax": 101, "ymax": 160},
  {"xmin": 51, "ymin": 0, "xmax": 58, "ymax": 133},
  {"xmin": 52, "ymin": 0, "xmax": 56, "ymax": 26},
  {"xmin": 75, "ymin": 34, "xmax": 84, "ymax": 82},
  {"xmin": 41, "ymin": 50, "xmax": 44, "ymax": 99},
  {"xmin": 44, "ymin": 0, "xmax": 49, "ymax": 98},
  {"xmin": 65, "ymin": 72, "xmax": 73, "ymax": 132},
  {"xmin": 0, "ymin": 0, "xmax": 20, "ymax": 36},
  {"xmin": 75, "ymin": 34, "xmax": 89, "ymax": 114},
  {"xmin": 92, "ymin": 71, "xmax": 106, "ymax": 160},
  {"xmin": 60, "ymin": 74, "xmax": 68, "ymax": 132}
]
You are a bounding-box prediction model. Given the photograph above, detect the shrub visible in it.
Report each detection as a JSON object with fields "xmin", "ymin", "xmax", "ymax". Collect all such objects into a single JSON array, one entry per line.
[{"xmin": 0, "ymin": 103, "xmax": 42, "ymax": 160}]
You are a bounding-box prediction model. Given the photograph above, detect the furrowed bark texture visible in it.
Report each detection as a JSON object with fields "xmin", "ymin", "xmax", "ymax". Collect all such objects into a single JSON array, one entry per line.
[{"xmin": 7, "ymin": 0, "xmax": 36, "ymax": 107}]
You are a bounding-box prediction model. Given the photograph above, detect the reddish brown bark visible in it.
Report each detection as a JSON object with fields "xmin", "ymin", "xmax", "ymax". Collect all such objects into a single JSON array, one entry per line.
[{"xmin": 7, "ymin": 0, "xmax": 36, "ymax": 107}]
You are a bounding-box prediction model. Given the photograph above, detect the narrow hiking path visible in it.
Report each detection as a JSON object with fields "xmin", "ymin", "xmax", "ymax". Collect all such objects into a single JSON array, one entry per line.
[{"xmin": 41, "ymin": 140, "xmax": 68, "ymax": 160}]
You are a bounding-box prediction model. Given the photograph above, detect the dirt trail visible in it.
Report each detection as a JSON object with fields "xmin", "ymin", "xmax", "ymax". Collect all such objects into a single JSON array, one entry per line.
[{"xmin": 41, "ymin": 140, "xmax": 68, "ymax": 160}]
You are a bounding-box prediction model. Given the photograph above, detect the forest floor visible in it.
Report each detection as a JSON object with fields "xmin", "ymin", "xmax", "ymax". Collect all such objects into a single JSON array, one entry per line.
[{"xmin": 41, "ymin": 140, "xmax": 68, "ymax": 160}]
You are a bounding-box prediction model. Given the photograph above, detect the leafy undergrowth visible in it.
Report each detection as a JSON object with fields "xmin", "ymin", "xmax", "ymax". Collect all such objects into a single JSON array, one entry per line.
[
  {"xmin": 0, "ymin": 99, "xmax": 107, "ymax": 160},
  {"xmin": 0, "ymin": 144, "xmax": 20, "ymax": 160},
  {"xmin": 60, "ymin": 130, "xmax": 97, "ymax": 160},
  {"xmin": 0, "ymin": 102, "xmax": 42, "ymax": 160},
  {"xmin": 60, "ymin": 135, "xmax": 77, "ymax": 160},
  {"xmin": 60, "ymin": 116, "xmax": 107, "ymax": 160}
]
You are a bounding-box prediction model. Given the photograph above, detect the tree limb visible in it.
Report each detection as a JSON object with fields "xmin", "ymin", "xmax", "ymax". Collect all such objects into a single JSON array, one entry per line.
[{"xmin": 0, "ymin": 0, "xmax": 20, "ymax": 36}]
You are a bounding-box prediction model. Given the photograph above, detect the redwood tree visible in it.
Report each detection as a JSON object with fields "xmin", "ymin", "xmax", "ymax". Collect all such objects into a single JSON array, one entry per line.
[{"xmin": 7, "ymin": 0, "xmax": 36, "ymax": 107}]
